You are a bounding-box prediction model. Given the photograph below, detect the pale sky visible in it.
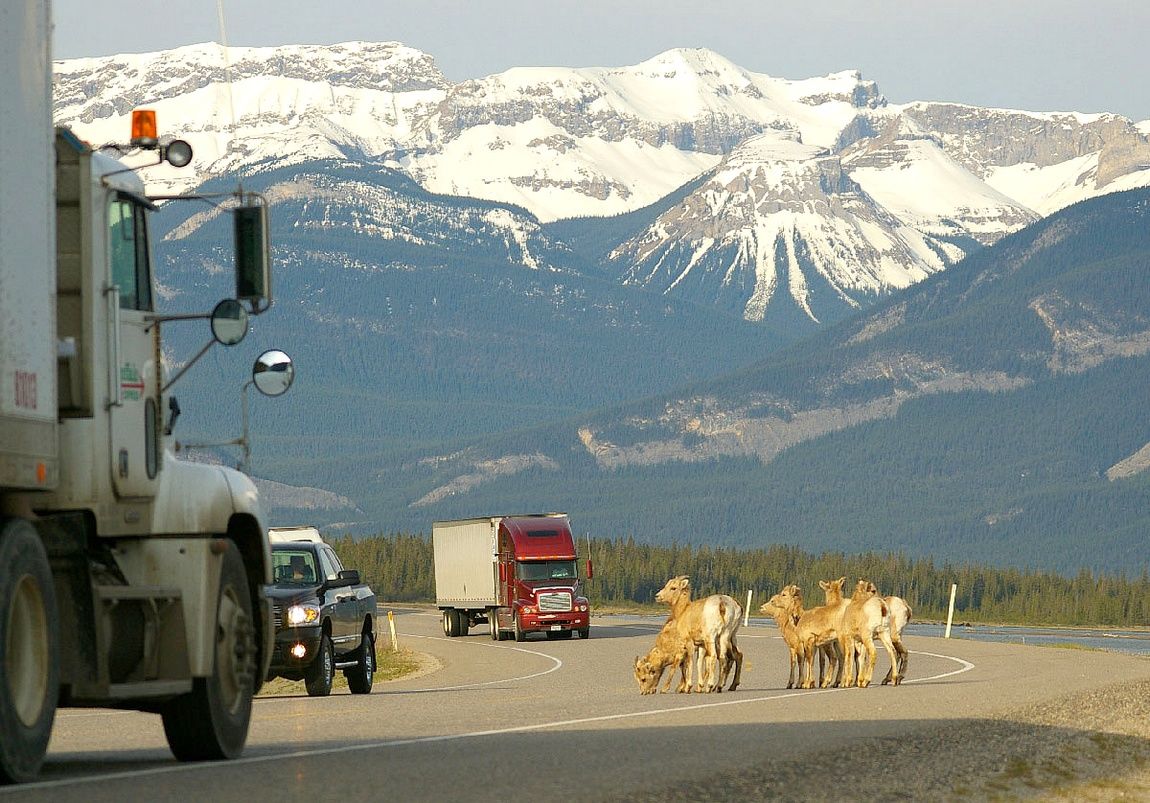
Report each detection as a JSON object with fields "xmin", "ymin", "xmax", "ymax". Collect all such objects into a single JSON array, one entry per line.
[{"xmin": 52, "ymin": 0, "xmax": 1150, "ymax": 121}]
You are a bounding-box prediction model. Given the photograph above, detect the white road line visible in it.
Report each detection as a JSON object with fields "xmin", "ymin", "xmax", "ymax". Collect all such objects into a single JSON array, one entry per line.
[
  {"xmin": 13, "ymin": 646, "xmax": 975, "ymax": 792},
  {"xmin": 397, "ymin": 633, "xmax": 563, "ymax": 691}
]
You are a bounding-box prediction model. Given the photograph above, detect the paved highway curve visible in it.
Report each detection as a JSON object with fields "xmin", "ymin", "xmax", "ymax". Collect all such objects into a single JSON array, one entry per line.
[{"xmin": 8, "ymin": 606, "xmax": 1150, "ymax": 801}]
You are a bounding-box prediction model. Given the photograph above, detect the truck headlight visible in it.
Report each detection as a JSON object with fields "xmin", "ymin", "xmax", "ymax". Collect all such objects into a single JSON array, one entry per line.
[{"xmin": 287, "ymin": 604, "xmax": 320, "ymax": 625}]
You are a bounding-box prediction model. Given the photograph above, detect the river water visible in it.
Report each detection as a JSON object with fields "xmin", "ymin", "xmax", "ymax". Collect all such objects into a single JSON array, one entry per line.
[{"xmin": 904, "ymin": 623, "xmax": 1150, "ymax": 656}]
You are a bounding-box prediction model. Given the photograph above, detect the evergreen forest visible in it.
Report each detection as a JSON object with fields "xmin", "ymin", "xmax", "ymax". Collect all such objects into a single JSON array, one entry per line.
[{"xmin": 328, "ymin": 532, "xmax": 1150, "ymax": 627}]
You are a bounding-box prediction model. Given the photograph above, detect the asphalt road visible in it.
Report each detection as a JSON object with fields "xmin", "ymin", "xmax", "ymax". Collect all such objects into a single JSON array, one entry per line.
[{"xmin": 8, "ymin": 606, "xmax": 1150, "ymax": 802}]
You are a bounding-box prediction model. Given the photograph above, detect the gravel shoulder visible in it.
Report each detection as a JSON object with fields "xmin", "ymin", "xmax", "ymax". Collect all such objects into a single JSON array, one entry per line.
[{"xmin": 612, "ymin": 671, "xmax": 1150, "ymax": 802}]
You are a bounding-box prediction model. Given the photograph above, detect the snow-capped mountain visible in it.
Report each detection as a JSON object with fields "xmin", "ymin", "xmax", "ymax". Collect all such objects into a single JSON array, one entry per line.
[{"xmin": 53, "ymin": 42, "xmax": 1150, "ymax": 324}]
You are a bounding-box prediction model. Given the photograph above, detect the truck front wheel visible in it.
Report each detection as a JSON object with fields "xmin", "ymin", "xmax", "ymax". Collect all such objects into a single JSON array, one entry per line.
[
  {"xmin": 0, "ymin": 518, "xmax": 59, "ymax": 784},
  {"xmin": 305, "ymin": 634, "xmax": 335, "ymax": 697},
  {"xmin": 513, "ymin": 613, "xmax": 526, "ymax": 642},
  {"xmin": 346, "ymin": 630, "xmax": 374, "ymax": 695},
  {"xmin": 162, "ymin": 540, "xmax": 256, "ymax": 761}
]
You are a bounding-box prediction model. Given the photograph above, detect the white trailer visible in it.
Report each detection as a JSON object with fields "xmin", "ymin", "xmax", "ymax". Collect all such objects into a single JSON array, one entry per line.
[
  {"xmin": 432, "ymin": 518, "xmax": 501, "ymax": 612},
  {"xmin": 0, "ymin": 1, "xmax": 290, "ymax": 783}
]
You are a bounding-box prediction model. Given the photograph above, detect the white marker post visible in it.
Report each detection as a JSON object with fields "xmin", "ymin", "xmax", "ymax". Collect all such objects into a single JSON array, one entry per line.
[
  {"xmin": 744, "ymin": 590, "xmax": 753, "ymax": 627},
  {"xmin": 388, "ymin": 609, "xmax": 400, "ymax": 651},
  {"xmin": 944, "ymin": 583, "xmax": 958, "ymax": 639}
]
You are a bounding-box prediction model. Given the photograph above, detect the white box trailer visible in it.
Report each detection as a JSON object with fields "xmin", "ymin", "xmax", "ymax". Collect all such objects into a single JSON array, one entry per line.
[{"xmin": 432, "ymin": 518, "xmax": 500, "ymax": 609}]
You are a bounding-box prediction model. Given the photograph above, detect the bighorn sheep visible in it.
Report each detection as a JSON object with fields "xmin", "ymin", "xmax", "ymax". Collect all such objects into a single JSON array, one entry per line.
[
  {"xmin": 633, "ymin": 616, "xmax": 691, "ymax": 694},
  {"xmin": 882, "ymin": 594, "xmax": 912, "ymax": 685},
  {"xmin": 759, "ymin": 584, "xmax": 838, "ymax": 689},
  {"xmin": 653, "ymin": 575, "xmax": 743, "ymax": 693},
  {"xmin": 836, "ymin": 581, "xmax": 911, "ymax": 686},
  {"xmin": 836, "ymin": 580, "xmax": 900, "ymax": 688},
  {"xmin": 790, "ymin": 577, "xmax": 852, "ymax": 689}
]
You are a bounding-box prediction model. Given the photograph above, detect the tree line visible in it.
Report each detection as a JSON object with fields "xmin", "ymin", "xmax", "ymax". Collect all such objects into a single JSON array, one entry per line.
[{"xmin": 328, "ymin": 532, "xmax": 1150, "ymax": 626}]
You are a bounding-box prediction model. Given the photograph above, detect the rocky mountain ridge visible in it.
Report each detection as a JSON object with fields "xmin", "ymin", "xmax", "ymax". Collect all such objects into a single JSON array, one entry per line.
[{"xmin": 54, "ymin": 42, "xmax": 1150, "ymax": 324}]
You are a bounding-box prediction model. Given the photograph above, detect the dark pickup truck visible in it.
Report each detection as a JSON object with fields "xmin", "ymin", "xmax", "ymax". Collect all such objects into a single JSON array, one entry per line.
[{"xmin": 266, "ymin": 527, "xmax": 378, "ymax": 696}]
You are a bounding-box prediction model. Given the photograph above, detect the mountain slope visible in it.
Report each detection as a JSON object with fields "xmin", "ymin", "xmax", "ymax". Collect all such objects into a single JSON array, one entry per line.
[{"xmin": 385, "ymin": 189, "xmax": 1150, "ymax": 572}]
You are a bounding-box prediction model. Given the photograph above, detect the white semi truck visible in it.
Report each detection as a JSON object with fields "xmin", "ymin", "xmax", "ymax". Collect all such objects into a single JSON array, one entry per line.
[{"xmin": 0, "ymin": 1, "xmax": 290, "ymax": 782}]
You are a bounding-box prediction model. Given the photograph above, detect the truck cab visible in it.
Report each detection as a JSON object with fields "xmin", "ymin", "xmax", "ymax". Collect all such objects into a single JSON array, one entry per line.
[{"xmin": 494, "ymin": 517, "xmax": 591, "ymax": 641}]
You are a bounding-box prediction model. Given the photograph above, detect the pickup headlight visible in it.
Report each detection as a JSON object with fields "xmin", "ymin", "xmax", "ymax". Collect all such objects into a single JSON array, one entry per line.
[{"xmin": 287, "ymin": 604, "xmax": 320, "ymax": 625}]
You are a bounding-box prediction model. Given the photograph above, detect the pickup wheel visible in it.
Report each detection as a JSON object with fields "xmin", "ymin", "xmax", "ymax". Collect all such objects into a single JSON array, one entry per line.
[
  {"xmin": 346, "ymin": 631, "xmax": 375, "ymax": 694},
  {"xmin": 162, "ymin": 539, "xmax": 256, "ymax": 761},
  {"xmin": 304, "ymin": 634, "xmax": 335, "ymax": 697},
  {"xmin": 0, "ymin": 518, "xmax": 59, "ymax": 784},
  {"xmin": 513, "ymin": 612, "xmax": 526, "ymax": 642}
]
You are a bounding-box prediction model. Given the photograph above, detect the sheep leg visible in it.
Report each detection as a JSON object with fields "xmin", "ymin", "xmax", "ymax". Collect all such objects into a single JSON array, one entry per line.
[
  {"xmin": 860, "ymin": 637, "xmax": 877, "ymax": 687},
  {"xmin": 877, "ymin": 628, "xmax": 900, "ymax": 686},
  {"xmin": 883, "ymin": 637, "xmax": 908, "ymax": 685},
  {"xmin": 727, "ymin": 641, "xmax": 743, "ymax": 691}
]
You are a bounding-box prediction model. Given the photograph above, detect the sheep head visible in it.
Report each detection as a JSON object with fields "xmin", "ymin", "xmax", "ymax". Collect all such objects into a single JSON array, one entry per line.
[{"xmin": 654, "ymin": 575, "xmax": 690, "ymax": 605}]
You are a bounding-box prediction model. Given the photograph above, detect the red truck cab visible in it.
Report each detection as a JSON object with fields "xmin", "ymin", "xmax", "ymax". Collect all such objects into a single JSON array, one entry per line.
[{"xmin": 494, "ymin": 516, "xmax": 591, "ymax": 641}]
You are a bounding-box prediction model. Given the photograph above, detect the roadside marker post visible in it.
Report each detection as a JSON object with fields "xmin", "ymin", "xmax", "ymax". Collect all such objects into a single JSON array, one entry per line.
[
  {"xmin": 388, "ymin": 610, "xmax": 400, "ymax": 651},
  {"xmin": 744, "ymin": 590, "xmax": 752, "ymax": 627},
  {"xmin": 944, "ymin": 583, "xmax": 958, "ymax": 638}
]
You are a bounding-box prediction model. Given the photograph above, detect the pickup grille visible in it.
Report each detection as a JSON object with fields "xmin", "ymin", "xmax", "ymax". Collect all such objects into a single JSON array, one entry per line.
[{"xmin": 537, "ymin": 591, "xmax": 572, "ymax": 612}]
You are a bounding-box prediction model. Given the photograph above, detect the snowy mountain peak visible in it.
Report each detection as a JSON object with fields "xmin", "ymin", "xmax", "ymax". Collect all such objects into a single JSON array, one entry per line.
[{"xmin": 51, "ymin": 41, "xmax": 1150, "ymax": 328}]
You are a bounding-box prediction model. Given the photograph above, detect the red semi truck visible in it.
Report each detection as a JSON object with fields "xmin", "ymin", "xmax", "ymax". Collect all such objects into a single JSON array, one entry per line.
[{"xmin": 433, "ymin": 514, "xmax": 591, "ymax": 641}]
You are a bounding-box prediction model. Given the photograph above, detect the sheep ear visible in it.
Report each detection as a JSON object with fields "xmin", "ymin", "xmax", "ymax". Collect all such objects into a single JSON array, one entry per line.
[{"xmin": 819, "ymin": 580, "xmax": 828, "ymax": 590}]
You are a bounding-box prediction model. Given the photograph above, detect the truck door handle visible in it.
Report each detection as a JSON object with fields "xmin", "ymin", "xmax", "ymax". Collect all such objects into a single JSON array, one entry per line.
[{"xmin": 105, "ymin": 284, "xmax": 122, "ymax": 408}]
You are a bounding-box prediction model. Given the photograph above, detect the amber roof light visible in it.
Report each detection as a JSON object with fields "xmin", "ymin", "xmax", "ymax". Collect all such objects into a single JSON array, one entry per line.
[{"xmin": 131, "ymin": 109, "xmax": 158, "ymax": 148}]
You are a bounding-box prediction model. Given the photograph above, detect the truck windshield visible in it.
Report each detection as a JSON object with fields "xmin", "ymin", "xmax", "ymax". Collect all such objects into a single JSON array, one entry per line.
[
  {"xmin": 517, "ymin": 561, "xmax": 577, "ymax": 581},
  {"xmin": 272, "ymin": 550, "xmax": 319, "ymax": 584}
]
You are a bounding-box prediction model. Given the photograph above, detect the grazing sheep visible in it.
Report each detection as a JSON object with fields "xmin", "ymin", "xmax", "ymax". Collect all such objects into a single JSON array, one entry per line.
[
  {"xmin": 633, "ymin": 616, "xmax": 692, "ymax": 694},
  {"xmin": 654, "ymin": 576, "xmax": 743, "ymax": 693}
]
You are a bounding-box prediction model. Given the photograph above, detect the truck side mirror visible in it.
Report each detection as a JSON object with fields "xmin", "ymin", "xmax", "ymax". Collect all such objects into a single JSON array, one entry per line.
[
  {"xmin": 234, "ymin": 202, "xmax": 271, "ymax": 311},
  {"xmin": 586, "ymin": 559, "xmax": 593, "ymax": 580},
  {"xmin": 252, "ymin": 349, "xmax": 294, "ymax": 397},
  {"xmin": 209, "ymin": 298, "xmax": 249, "ymax": 346}
]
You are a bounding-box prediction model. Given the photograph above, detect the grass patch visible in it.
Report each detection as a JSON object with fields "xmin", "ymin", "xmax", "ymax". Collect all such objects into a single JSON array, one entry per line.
[{"xmin": 258, "ymin": 645, "xmax": 423, "ymax": 697}]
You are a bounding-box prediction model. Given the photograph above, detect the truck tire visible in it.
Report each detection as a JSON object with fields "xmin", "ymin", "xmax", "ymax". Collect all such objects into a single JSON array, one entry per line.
[
  {"xmin": 442, "ymin": 609, "xmax": 457, "ymax": 637},
  {"xmin": 0, "ymin": 518, "xmax": 59, "ymax": 785},
  {"xmin": 513, "ymin": 612, "xmax": 526, "ymax": 642},
  {"xmin": 346, "ymin": 630, "xmax": 374, "ymax": 695},
  {"xmin": 161, "ymin": 540, "xmax": 256, "ymax": 762},
  {"xmin": 457, "ymin": 611, "xmax": 470, "ymax": 636},
  {"xmin": 304, "ymin": 634, "xmax": 335, "ymax": 697},
  {"xmin": 489, "ymin": 608, "xmax": 500, "ymax": 641},
  {"xmin": 577, "ymin": 627, "xmax": 591, "ymax": 639}
]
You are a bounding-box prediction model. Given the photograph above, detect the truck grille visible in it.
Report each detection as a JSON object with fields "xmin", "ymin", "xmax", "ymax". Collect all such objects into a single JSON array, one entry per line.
[
  {"xmin": 273, "ymin": 603, "xmax": 284, "ymax": 628},
  {"xmin": 537, "ymin": 591, "xmax": 573, "ymax": 612}
]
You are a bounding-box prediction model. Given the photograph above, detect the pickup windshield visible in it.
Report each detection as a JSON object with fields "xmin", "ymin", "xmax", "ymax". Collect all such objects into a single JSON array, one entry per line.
[
  {"xmin": 272, "ymin": 549, "xmax": 319, "ymax": 584},
  {"xmin": 516, "ymin": 560, "xmax": 577, "ymax": 581}
]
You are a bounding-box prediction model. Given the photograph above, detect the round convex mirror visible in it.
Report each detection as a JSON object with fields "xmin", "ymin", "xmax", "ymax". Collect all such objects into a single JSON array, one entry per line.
[
  {"xmin": 210, "ymin": 298, "xmax": 250, "ymax": 346},
  {"xmin": 252, "ymin": 349, "xmax": 294, "ymax": 397}
]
